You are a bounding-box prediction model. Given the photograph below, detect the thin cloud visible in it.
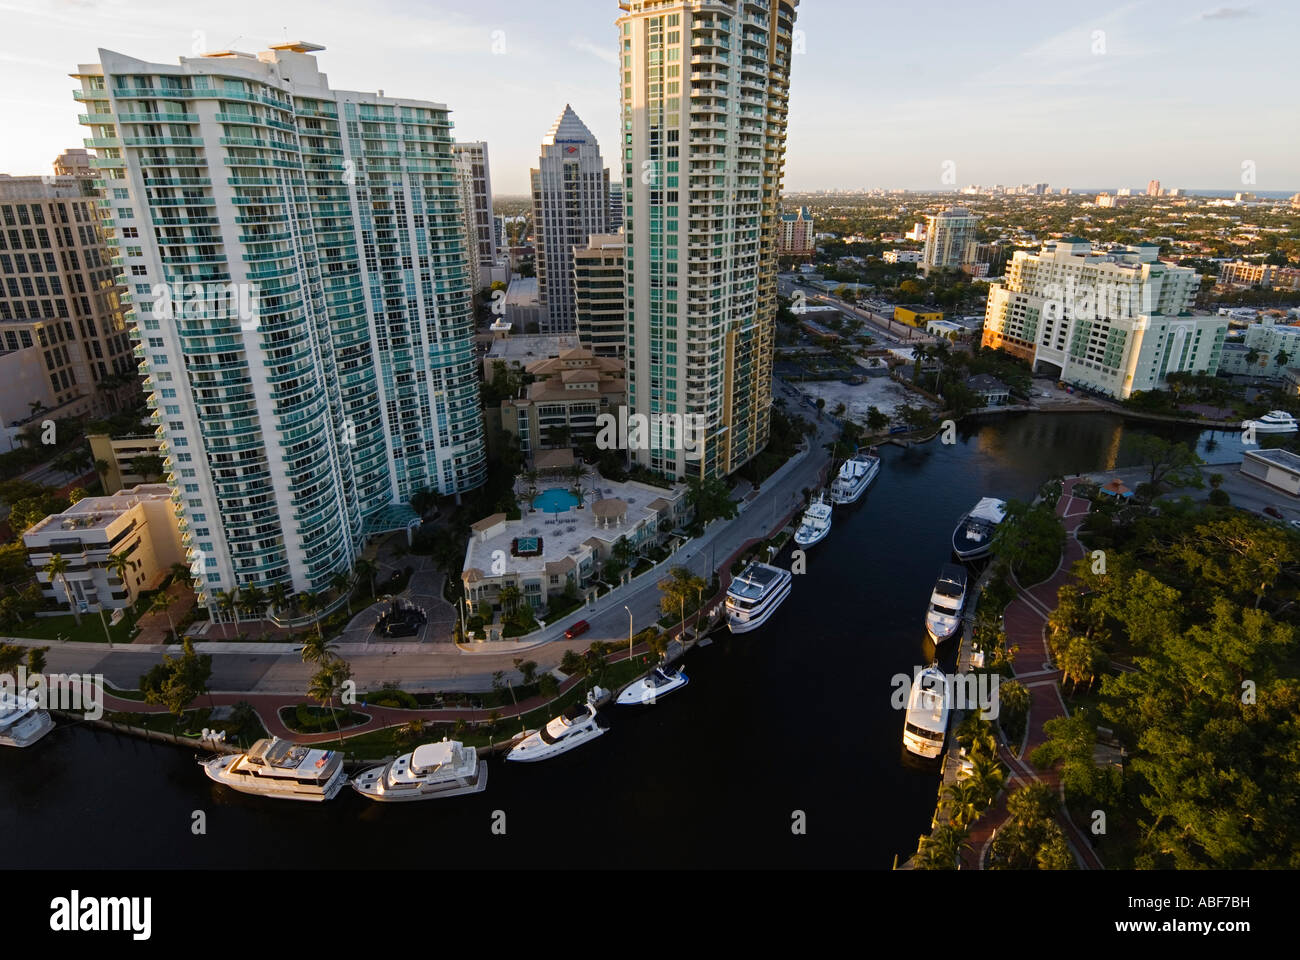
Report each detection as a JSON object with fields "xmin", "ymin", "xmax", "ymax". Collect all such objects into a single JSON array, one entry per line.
[
  {"xmin": 1198, "ymin": 6, "xmax": 1255, "ymax": 18},
  {"xmin": 570, "ymin": 37, "xmax": 617, "ymax": 65}
]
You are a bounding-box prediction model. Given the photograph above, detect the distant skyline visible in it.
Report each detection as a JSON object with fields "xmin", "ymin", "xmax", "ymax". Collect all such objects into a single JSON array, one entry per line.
[{"xmin": 2, "ymin": 0, "xmax": 1298, "ymax": 192}]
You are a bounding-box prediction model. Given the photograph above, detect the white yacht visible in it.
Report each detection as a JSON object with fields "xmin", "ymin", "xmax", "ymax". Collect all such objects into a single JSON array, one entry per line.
[
  {"xmin": 725, "ymin": 561, "xmax": 793, "ymax": 634},
  {"xmin": 0, "ymin": 692, "xmax": 55, "ymax": 748},
  {"xmin": 1244, "ymin": 410, "xmax": 1299, "ymax": 435},
  {"xmin": 616, "ymin": 665, "xmax": 689, "ymax": 706},
  {"xmin": 200, "ymin": 737, "xmax": 347, "ymax": 802},
  {"xmin": 506, "ymin": 702, "xmax": 605, "ymax": 762},
  {"xmin": 830, "ymin": 450, "xmax": 881, "ymax": 504},
  {"xmin": 924, "ymin": 564, "xmax": 969, "ymax": 644},
  {"xmin": 952, "ymin": 497, "xmax": 1007, "ymax": 561},
  {"xmin": 903, "ymin": 667, "xmax": 950, "ymax": 759},
  {"xmin": 352, "ymin": 738, "xmax": 487, "ymax": 802},
  {"xmin": 793, "ymin": 493, "xmax": 833, "ymax": 547}
]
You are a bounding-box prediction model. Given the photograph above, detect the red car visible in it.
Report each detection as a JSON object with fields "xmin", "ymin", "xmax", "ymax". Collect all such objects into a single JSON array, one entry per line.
[
  {"xmin": 564, "ymin": 620, "xmax": 590, "ymax": 639},
  {"xmin": 1264, "ymin": 506, "xmax": 1284, "ymax": 520}
]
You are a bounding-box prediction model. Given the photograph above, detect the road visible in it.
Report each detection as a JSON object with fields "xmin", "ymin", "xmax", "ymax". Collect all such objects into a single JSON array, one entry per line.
[{"xmin": 18, "ymin": 383, "xmax": 841, "ymax": 695}]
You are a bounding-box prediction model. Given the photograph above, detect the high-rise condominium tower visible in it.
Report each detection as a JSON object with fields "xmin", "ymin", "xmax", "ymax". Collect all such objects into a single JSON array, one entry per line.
[
  {"xmin": 573, "ymin": 232, "xmax": 626, "ymax": 358},
  {"xmin": 531, "ymin": 105, "xmax": 608, "ymax": 335},
  {"xmin": 453, "ymin": 141, "xmax": 494, "ymax": 294},
  {"xmin": 921, "ymin": 207, "xmax": 977, "ymax": 274},
  {"xmin": 72, "ymin": 42, "xmax": 485, "ymax": 615},
  {"xmin": 617, "ymin": 0, "xmax": 799, "ymax": 480}
]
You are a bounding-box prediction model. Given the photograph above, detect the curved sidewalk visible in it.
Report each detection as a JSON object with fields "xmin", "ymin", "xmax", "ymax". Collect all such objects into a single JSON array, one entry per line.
[{"xmin": 961, "ymin": 477, "xmax": 1105, "ymax": 870}]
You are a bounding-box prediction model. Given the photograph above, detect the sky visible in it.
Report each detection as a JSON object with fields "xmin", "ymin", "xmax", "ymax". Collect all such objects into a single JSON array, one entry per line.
[{"xmin": 1, "ymin": 0, "xmax": 1297, "ymax": 194}]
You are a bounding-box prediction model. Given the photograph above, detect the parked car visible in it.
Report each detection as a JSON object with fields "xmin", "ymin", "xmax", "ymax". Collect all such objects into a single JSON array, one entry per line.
[
  {"xmin": 564, "ymin": 620, "xmax": 590, "ymax": 639},
  {"xmin": 1264, "ymin": 506, "xmax": 1284, "ymax": 520}
]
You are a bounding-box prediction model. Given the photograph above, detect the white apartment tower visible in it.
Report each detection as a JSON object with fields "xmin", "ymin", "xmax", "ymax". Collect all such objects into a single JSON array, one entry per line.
[
  {"xmin": 617, "ymin": 0, "xmax": 799, "ymax": 481},
  {"xmin": 453, "ymin": 141, "xmax": 494, "ymax": 294},
  {"xmin": 982, "ymin": 239, "xmax": 1223, "ymax": 399},
  {"xmin": 922, "ymin": 207, "xmax": 977, "ymax": 274},
  {"xmin": 530, "ymin": 106, "xmax": 609, "ymax": 335},
  {"xmin": 72, "ymin": 43, "xmax": 486, "ymax": 616}
]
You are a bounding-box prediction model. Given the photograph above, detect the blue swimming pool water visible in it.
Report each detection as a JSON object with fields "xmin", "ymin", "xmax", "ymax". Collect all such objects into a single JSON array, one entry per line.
[{"xmin": 533, "ymin": 487, "xmax": 579, "ymax": 513}]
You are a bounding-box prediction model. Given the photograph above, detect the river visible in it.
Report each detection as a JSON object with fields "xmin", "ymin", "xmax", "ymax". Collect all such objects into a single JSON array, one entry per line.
[{"xmin": 0, "ymin": 412, "xmax": 1245, "ymax": 869}]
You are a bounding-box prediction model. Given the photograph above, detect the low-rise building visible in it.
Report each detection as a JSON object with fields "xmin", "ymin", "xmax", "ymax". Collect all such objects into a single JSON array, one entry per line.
[
  {"xmin": 504, "ymin": 277, "xmax": 541, "ymax": 332},
  {"xmin": 895, "ymin": 305, "xmax": 944, "ymax": 328},
  {"xmin": 1240, "ymin": 448, "xmax": 1300, "ymax": 497},
  {"xmin": 1217, "ymin": 261, "xmax": 1300, "ymax": 292},
  {"xmin": 87, "ymin": 433, "xmax": 165, "ymax": 494},
  {"xmin": 1217, "ymin": 318, "xmax": 1300, "ymax": 379},
  {"xmin": 24, "ymin": 484, "xmax": 185, "ymax": 613},
  {"xmin": 965, "ymin": 374, "xmax": 1011, "ymax": 406},
  {"xmin": 500, "ymin": 347, "xmax": 625, "ymax": 455},
  {"xmin": 882, "ymin": 250, "xmax": 922, "ymax": 264},
  {"xmin": 461, "ymin": 479, "xmax": 692, "ymax": 616},
  {"xmin": 482, "ymin": 333, "xmax": 579, "ymax": 382}
]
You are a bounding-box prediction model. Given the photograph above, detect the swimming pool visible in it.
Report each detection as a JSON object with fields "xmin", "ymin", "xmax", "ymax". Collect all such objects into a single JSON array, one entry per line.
[{"xmin": 533, "ymin": 487, "xmax": 580, "ymax": 513}]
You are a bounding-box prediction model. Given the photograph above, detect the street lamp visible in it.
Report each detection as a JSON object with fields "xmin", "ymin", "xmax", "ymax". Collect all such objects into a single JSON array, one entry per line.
[{"xmin": 624, "ymin": 604, "xmax": 633, "ymax": 663}]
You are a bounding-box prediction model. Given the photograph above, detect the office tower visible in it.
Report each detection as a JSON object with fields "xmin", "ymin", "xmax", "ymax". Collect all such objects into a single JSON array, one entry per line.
[
  {"xmin": 921, "ymin": 207, "xmax": 977, "ymax": 274},
  {"xmin": 617, "ymin": 0, "xmax": 800, "ymax": 480},
  {"xmin": 982, "ymin": 239, "xmax": 1220, "ymax": 399},
  {"xmin": 452, "ymin": 141, "xmax": 494, "ymax": 293},
  {"xmin": 607, "ymin": 180, "xmax": 624, "ymax": 231},
  {"xmin": 72, "ymin": 42, "xmax": 486, "ymax": 616},
  {"xmin": 0, "ymin": 167, "xmax": 137, "ymax": 427},
  {"xmin": 573, "ymin": 233, "xmax": 625, "ymax": 358},
  {"xmin": 778, "ymin": 206, "xmax": 814, "ymax": 257},
  {"xmin": 530, "ymin": 105, "xmax": 608, "ymax": 335}
]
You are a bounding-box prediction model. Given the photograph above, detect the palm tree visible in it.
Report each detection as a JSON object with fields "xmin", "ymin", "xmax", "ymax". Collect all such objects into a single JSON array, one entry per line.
[
  {"xmin": 104, "ymin": 551, "xmax": 132, "ymax": 592},
  {"xmin": 353, "ymin": 558, "xmax": 377, "ymax": 602},
  {"xmin": 968, "ymin": 753, "xmax": 1006, "ymax": 810},
  {"xmin": 170, "ymin": 562, "xmax": 193, "ymax": 588},
  {"xmin": 916, "ymin": 823, "xmax": 971, "ymax": 870},
  {"xmin": 307, "ymin": 658, "xmax": 350, "ymax": 749},
  {"xmin": 268, "ymin": 581, "xmax": 290, "ymax": 619},
  {"xmin": 943, "ymin": 779, "xmax": 984, "ymax": 832},
  {"xmin": 499, "ymin": 583, "xmax": 521, "ymax": 616},
  {"xmin": 148, "ymin": 591, "xmax": 175, "ymax": 641},
  {"xmin": 43, "ymin": 554, "xmax": 81, "ymax": 625},
  {"xmin": 299, "ymin": 590, "xmax": 325, "ymax": 639},
  {"xmin": 28, "ymin": 400, "xmax": 43, "ymax": 418},
  {"xmin": 330, "ymin": 571, "xmax": 352, "ymax": 615},
  {"xmin": 1276, "ymin": 349, "xmax": 1291, "ymax": 369},
  {"xmin": 240, "ymin": 583, "xmax": 267, "ymax": 621},
  {"xmin": 93, "ymin": 458, "xmax": 111, "ymax": 490},
  {"xmin": 410, "ymin": 487, "xmax": 436, "ymax": 520},
  {"xmin": 298, "ymin": 630, "xmax": 337, "ymax": 666},
  {"xmin": 524, "ymin": 469, "xmax": 540, "ymax": 501}
]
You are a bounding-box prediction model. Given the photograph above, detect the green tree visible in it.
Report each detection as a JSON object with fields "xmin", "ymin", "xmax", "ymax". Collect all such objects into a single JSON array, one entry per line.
[
  {"xmin": 139, "ymin": 639, "xmax": 212, "ymax": 718},
  {"xmin": 43, "ymin": 554, "xmax": 81, "ymax": 625},
  {"xmin": 1123, "ymin": 434, "xmax": 1203, "ymax": 490}
]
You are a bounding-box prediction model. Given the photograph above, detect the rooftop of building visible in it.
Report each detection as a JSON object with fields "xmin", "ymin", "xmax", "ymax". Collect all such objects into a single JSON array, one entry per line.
[
  {"xmin": 1244, "ymin": 447, "xmax": 1300, "ymax": 473},
  {"xmin": 485, "ymin": 333, "xmax": 579, "ymax": 364},
  {"xmin": 24, "ymin": 484, "xmax": 172, "ymax": 539},
  {"xmin": 504, "ymin": 277, "xmax": 539, "ymax": 305}
]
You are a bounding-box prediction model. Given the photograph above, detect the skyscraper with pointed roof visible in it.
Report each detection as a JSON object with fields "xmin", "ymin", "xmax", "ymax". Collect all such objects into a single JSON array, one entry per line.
[{"xmin": 530, "ymin": 105, "xmax": 609, "ymax": 335}]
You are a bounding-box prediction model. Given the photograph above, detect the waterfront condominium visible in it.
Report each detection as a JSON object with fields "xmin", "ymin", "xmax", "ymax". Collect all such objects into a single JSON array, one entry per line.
[
  {"xmin": 452, "ymin": 141, "xmax": 495, "ymax": 294},
  {"xmin": 921, "ymin": 207, "xmax": 978, "ymax": 275},
  {"xmin": 982, "ymin": 238, "xmax": 1224, "ymax": 399},
  {"xmin": 530, "ymin": 105, "xmax": 609, "ymax": 335},
  {"xmin": 617, "ymin": 0, "xmax": 799, "ymax": 481},
  {"xmin": 72, "ymin": 42, "xmax": 486, "ymax": 616}
]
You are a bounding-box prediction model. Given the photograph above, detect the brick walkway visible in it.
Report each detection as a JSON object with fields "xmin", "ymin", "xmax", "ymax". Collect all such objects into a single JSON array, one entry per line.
[{"xmin": 960, "ymin": 477, "xmax": 1105, "ymax": 870}]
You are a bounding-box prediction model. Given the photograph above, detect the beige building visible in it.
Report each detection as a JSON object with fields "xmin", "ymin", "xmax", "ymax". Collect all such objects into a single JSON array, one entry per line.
[
  {"xmin": 461, "ymin": 478, "xmax": 692, "ymax": 617},
  {"xmin": 1217, "ymin": 261, "xmax": 1300, "ymax": 292},
  {"xmin": 24, "ymin": 483, "xmax": 185, "ymax": 613},
  {"xmin": 573, "ymin": 233, "xmax": 625, "ymax": 358},
  {"xmin": 0, "ymin": 163, "xmax": 139, "ymax": 438},
  {"xmin": 500, "ymin": 347, "xmax": 625, "ymax": 456},
  {"xmin": 88, "ymin": 432, "xmax": 165, "ymax": 493}
]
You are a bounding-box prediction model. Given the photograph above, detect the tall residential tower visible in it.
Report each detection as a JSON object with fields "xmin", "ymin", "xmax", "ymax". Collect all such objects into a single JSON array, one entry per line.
[
  {"xmin": 72, "ymin": 43, "xmax": 486, "ymax": 616},
  {"xmin": 617, "ymin": 0, "xmax": 799, "ymax": 480},
  {"xmin": 530, "ymin": 105, "xmax": 608, "ymax": 335},
  {"xmin": 452, "ymin": 141, "xmax": 495, "ymax": 294}
]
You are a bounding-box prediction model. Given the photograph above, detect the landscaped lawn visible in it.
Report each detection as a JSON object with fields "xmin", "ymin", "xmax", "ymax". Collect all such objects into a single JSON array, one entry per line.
[{"xmin": 12, "ymin": 611, "xmax": 139, "ymax": 645}]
